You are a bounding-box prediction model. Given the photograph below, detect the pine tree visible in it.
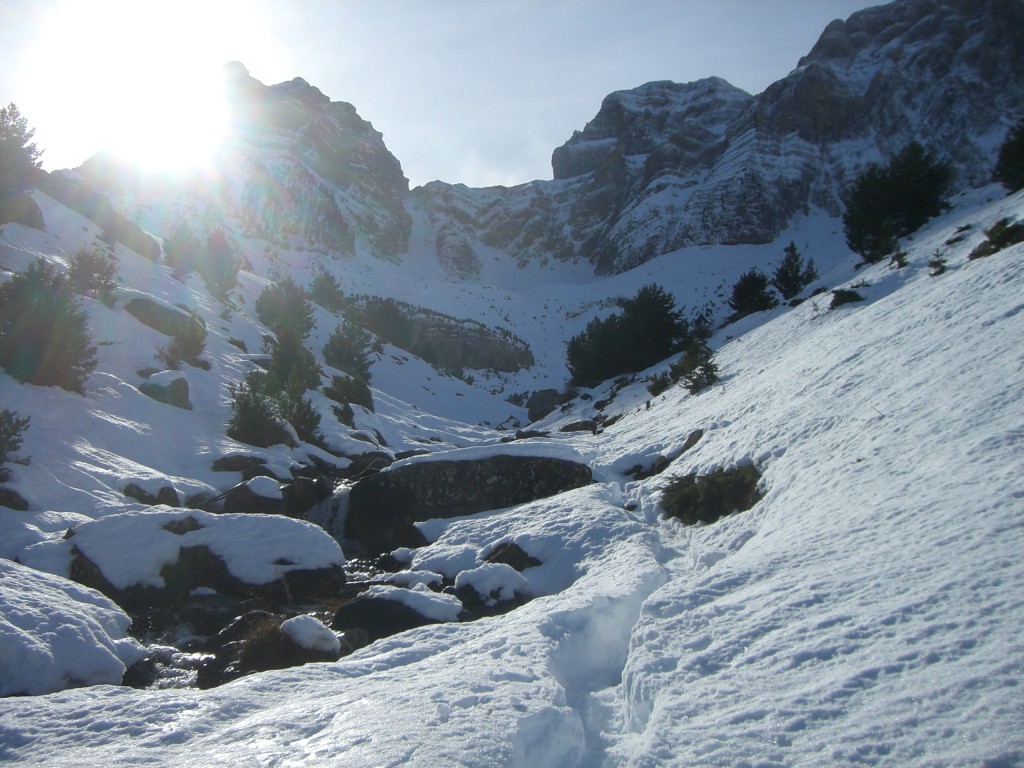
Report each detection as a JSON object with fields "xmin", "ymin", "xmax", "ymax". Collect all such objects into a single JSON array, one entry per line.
[
  {"xmin": 255, "ymin": 276, "xmax": 314, "ymax": 341},
  {"xmin": 728, "ymin": 268, "xmax": 778, "ymax": 322},
  {"xmin": 0, "ymin": 104, "xmax": 42, "ymax": 199},
  {"xmin": 843, "ymin": 142, "xmax": 951, "ymax": 262},
  {"xmin": 323, "ymin": 321, "xmax": 374, "ymax": 382},
  {"xmin": 0, "ymin": 260, "xmax": 97, "ymax": 393},
  {"xmin": 771, "ymin": 242, "xmax": 818, "ymax": 300},
  {"xmin": 994, "ymin": 118, "xmax": 1024, "ymax": 193}
]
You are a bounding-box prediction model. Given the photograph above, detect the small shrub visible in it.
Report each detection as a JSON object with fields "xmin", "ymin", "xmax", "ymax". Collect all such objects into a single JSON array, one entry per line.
[
  {"xmin": 928, "ymin": 251, "xmax": 947, "ymax": 276},
  {"xmin": 646, "ymin": 371, "xmax": 671, "ymax": 397},
  {"xmin": 0, "ymin": 408, "xmax": 30, "ymax": 483},
  {"xmin": 670, "ymin": 340, "xmax": 720, "ymax": 394},
  {"xmin": 67, "ymin": 247, "xmax": 118, "ymax": 305},
  {"xmin": 226, "ymin": 371, "xmax": 291, "ymax": 448},
  {"xmin": 661, "ymin": 464, "xmax": 763, "ymax": 525},
  {"xmin": 324, "ymin": 374, "xmax": 374, "ymax": 412},
  {"xmin": 158, "ymin": 313, "xmax": 208, "ymax": 369},
  {"xmin": 278, "ymin": 393, "xmax": 324, "ymax": 446},
  {"xmin": 968, "ymin": 218, "xmax": 1024, "ymax": 260},
  {"xmin": 829, "ymin": 288, "xmax": 865, "ymax": 309},
  {"xmin": 889, "ymin": 248, "xmax": 908, "ymax": 269},
  {"xmin": 0, "ymin": 259, "xmax": 97, "ymax": 393}
]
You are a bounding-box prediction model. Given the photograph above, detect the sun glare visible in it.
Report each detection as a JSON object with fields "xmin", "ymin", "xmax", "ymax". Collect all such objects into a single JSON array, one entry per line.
[{"xmin": 27, "ymin": 0, "xmax": 264, "ymax": 173}]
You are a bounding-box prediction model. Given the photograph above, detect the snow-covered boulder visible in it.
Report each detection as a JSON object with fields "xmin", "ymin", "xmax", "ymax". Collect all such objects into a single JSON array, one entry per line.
[
  {"xmin": 19, "ymin": 507, "xmax": 345, "ymax": 609},
  {"xmin": 331, "ymin": 584, "xmax": 463, "ymax": 641},
  {"xmin": 0, "ymin": 559, "xmax": 146, "ymax": 696}
]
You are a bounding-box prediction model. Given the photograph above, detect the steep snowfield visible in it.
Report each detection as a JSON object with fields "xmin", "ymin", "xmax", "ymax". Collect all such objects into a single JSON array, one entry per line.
[{"xmin": 1, "ymin": 180, "xmax": 1021, "ymax": 765}]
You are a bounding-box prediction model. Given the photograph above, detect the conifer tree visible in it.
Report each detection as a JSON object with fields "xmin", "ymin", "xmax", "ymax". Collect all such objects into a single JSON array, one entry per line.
[
  {"xmin": 771, "ymin": 242, "xmax": 818, "ymax": 300},
  {"xmin": 728, "ymin": 268, "xmax": 778, "ymax": 322},
  {"xmin": 0, "ymin": 103, "xmax": 42, "ymax": 199},
  {"xmin": 994, "ymin": 118, "xmax": 1024, "ymax": 193}
]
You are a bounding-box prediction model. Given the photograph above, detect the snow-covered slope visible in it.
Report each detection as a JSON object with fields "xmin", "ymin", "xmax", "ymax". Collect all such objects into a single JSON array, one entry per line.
[{"xmin": 1, "ymin": 181, "xmax": 1021, "ymax": 764}]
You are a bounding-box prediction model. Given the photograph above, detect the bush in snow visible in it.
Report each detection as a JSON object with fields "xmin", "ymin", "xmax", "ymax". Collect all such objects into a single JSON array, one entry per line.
[
  {"xmin": 646, "ymin": 371, "xmax": 672, "ymax": 397},
  {"xmin": 771, "ymin": 241, "xmax": 818, "ymax": 300},
  {"xmin": 670, "ymin": 339, "xmax": 720, "ymax": 394},
  {"xmin": 200, "ymin": 227, "xmax": 240, "ymax": 301},
  {"xmin": 0, "ymin": 407, "xmax": 30, "ymax": 483},
  {"xmin": 278, "ymin": 391, "xmax": 324, "ymax": 446},
  {"xmin": 928, "ymin": 250, "xmax": 948, "ymax": 276},
  {"xmin": 968, "ymin": 217, "xmax": 1024, "ymax": 260},
  {"xmin": 728, "ymin": 268, "xmax": 779, "ymax": 322},
  {"xmin": 843, "ymin": 141, "xmax": 951, "ymax": 263},
  {"xmin": 158, "ymin": 310, "xmax": 208, "ymax": 370},
  {"xmin": 830, "ymin": 288, "xmax": 865, "ymax": 309},
  {"xmin": 227, "ymin": 370, "xmax": 291, "ymax": 448},
  {"xmin": 67, "ymin": 246, "xmax": 118, "ymax": 306},
  {"xmin": 255, "ymin": 275, "xmax": 314, "ymax": 341},
  {"xmin": 323, "ymin": 320, "xmax": 374, "ymax": 383},
  {"xmin": 994, "ymin": 117, "xmax": 1024, "ymax": 193},
  {"xmin": 661, "ymin": 464, "xmax": 762, "ymax": 525},
  {"xmin": 0, "ymin": 259, "xmax": 97, "ymax": 393}
]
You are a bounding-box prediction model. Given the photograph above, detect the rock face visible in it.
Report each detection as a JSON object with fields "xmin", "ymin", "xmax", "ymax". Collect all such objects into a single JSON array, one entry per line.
[
  {"xmin": 346, "ymin": 454, "xmax": 593, "ymax": 554},
  {"xmin": 411, "ymin": 0, "xmax": 1024, "ymax": 275},
  {"xmin": 79, "ymin": 63, "xmax": 411, "ymax": 262}
]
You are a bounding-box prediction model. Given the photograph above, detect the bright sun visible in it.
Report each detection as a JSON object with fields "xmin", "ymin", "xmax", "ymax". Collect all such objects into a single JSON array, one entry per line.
[{"xmin": 27, "ymin": 0, "xmax": 264, "ymax": 172}]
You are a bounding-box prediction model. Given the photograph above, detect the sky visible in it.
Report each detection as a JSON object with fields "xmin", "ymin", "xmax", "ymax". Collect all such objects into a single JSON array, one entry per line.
[{"xmin": 0, "ymin": 0, "xmax": 882, "ymax": 189}]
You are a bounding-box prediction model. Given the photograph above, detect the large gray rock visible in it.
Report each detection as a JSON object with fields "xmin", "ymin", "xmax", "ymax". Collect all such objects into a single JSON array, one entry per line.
[{"xmin": 346, "ymin": 454, "xmax": 592, "ymax": 554}]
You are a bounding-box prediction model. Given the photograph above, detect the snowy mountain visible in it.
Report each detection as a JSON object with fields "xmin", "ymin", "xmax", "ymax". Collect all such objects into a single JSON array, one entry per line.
[{"xmin": 2, "ymin": 0, "xmax": 1024, "ymax": 765}]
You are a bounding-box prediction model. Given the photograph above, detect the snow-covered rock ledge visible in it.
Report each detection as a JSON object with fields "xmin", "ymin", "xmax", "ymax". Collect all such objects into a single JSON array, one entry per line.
[{"xmin": 19, "ymin": 507, "xmax": 346, "ymax": 609}]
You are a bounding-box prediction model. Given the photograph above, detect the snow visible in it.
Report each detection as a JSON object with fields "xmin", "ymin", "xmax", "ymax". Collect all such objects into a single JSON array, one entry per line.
[
  {"xmin": 244, "ymin": 475, "xmax": 283, "ymax": 499},
  {"xmin": 280, "ymin": 615, "xmax": 341, "ymax": 655},
  {"xmin": 0, "ymin": 560, "xmax": 146, "ymax": 696},
  {"xmin": 1, "ymin": 166, "xmax": 1023, "ymax": 765}
]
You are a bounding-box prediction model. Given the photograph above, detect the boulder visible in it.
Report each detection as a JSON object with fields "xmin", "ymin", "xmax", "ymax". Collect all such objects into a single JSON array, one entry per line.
[
  {"xmin": 139, "ymin": 373, "xmax": 191, "ymax": 410},
  {"xmin": 123, "ymin": 481, "xmax": 181, "ymax": 507},
  {"xmin": 526, "ymin": 389, "xmax": 561, "ymax": 422},
  {"xmin": 346, "ymin": 453, "xmax": 592, "ymax": 554},
  {"xmin": 221, "ymin": 476, "xmax": 285, "ymax": 515},
  {"xmin": 124, "ymin": 296, "xmax": 204, "ymax": 338},
  {"xmin": 331, "ymin": 594, "xmax": 440, "ymax": 641}
]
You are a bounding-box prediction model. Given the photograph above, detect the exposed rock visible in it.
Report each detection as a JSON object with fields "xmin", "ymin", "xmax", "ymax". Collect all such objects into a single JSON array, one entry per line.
[
  {"xmin": 124, "ymin": 297, "xmax": 205, "ymax": 339},
  {"xmin": 330, "ymin": 595, "xmax": 439, "ymax": 641},
  {"xmin": 123, "ymin": 482, "xmax": 181, "ymax": 507},
  {"xmin": 0, "ymin": 486, "xmax": 30, "ymax": 510},
  {"xmin": 212, "ymin": 455, "xmax": 271, "ymax": 480},
  {"xmin": 221, "ymin": 476, "xmax": 285, "ymax": 515},
  {"xmin": 139, "ymin": 373, "xmax": 191, "ymax": 410},
  {"xmin": 559, "ymin": 420, "xmax": 598, "ymax": 435},
  {"xmin": 0, "ymin": 193, "xmax": 45, "ymax": 229},
  {"xmin": 483, "ymin": 542, "xmax": 542, "ymax": 572},
  {"xmin": 346, "ymin": 454, "xmax": 592, "ymax": 554},
  {"xmin": 526, "ymin": 389, "xmax": 563, "ymax": 422},
  {"xmin": 196, "ymin": 612, "xmax": 341, "ymax": 689}
]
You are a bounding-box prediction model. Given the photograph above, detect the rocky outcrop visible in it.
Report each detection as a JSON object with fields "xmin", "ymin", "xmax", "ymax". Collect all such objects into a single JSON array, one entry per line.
[
  {"xmin": 139, "ymin": 372, "xmax": 191, "ymax": 410},
  {"xmin": 346, "ymin": 453, "xmax": 592, "ymax": 554},
  {"xmin": 124, "ymin": 297, "xmax": 205, "ymax": 339}
]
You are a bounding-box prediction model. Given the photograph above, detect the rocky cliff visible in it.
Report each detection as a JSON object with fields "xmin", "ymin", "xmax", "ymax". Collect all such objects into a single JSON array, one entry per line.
[{"xmin": 412, "ymin": 0, "xmax": 1024, "ymax": 275}]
